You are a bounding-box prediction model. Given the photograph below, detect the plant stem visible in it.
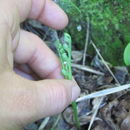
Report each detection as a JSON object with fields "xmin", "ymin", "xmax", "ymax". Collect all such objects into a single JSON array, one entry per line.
[
  {"xmin": 72, "ymin": 101, "xmax": 80, "ymax": 129},
  {"xmin": 55, "ymin": 32, "xmax": 80, "ymax": 129}
]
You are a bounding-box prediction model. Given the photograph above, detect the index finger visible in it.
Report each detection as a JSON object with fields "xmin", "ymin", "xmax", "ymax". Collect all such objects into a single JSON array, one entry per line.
[
  {"xmin": 29, "ymin": 0, "xmax": 69, "ymax": 29},
  {"xmin": 0, "ymin": 0, "xmax": 68, "ymax": 76},
  {"xmin": 15, "ymin": 0, "xmax": 68, "ymax": 30}
]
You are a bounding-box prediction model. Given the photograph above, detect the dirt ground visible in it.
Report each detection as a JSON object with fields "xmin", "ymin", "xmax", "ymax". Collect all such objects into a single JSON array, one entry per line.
[{"xmin": 23, "ymin": 20, "xmax": 130, "ymax": 130}]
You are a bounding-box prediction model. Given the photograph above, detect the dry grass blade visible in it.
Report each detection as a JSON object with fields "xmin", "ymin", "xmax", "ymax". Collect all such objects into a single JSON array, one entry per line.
[
  {"xmin": 51, "ymin": 114, "xmax": 61, "ymax": 130},
  {"xmin": 88, "ymin": 97, "xmax": 104, "ymax": 130},
  {"xmin": 86, "ymin": 40, "xmax": 121, "ymax": 130},
  {"xmin": 76, "ymin": 84, "xmax": 130, "ymax": 102},
  {"xmin": 72, "ymin": 63, "xmax": 104, "ymax": 76},
  {"xmin": 91, "ymin": 40, "xmax": 120, "ymax": 85},
  {"xmin": 38, "ymin": 117, "xmax": 50, "ymax": 130},
  {"xmin": 82, "ymin": 17, "xmax": 90, "ymax": 66}
]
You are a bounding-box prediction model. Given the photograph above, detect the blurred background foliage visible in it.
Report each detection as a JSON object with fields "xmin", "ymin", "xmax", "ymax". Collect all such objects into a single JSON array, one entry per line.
[{"xmin": 57, "ymin": 0, "xmax": 130, "ymax": 65}]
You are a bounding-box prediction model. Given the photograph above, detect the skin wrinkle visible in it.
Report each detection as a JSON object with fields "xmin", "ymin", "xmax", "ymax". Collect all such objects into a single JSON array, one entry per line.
[
  {"xmin": 10, "ymin": 7, "xmax": 20, "ymax": 39},
  {"xmin": 0, "ymin": 24, "xmax": 13, "ymax": 71},
  {"xmin": 7, "ymin": 33, "xmax": 14, "ymax": 69},
  {"xmin": 15, "ymin": 64, "xmax": 34, "ymax": 75},
  {"xmin": 0, "ymin": 2, "xmax": 20, "ymax": 38},
  {"xmin": 48, "ymin": 85, "xmax": 65, "ymax": 113},
  {"xmin": 0, "ymin": 3, "xmax": 20, "ymax": 52},
  {"xmin": 12, "ymin": 28, "xmax": 20, "ymax": 52},
  {"xmin": 14, "ymin": 68, "xmax": 36, "ymax": 80},
  {"xmin": 27, "ymin": 44, "xmax": 38, "ymax": 65},
  {"xmin": 52, "ymin": 80, "xmax": 71, "ymax": 113},
  {"xmin": 35, "ymin": 80, "xmax": 72, "ymax": 117}
]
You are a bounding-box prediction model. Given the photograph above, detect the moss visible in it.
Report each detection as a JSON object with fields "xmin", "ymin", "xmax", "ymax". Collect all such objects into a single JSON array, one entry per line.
[{"xmin": 57, "ymin": 0, "xmax": 130, "ymax": 65}]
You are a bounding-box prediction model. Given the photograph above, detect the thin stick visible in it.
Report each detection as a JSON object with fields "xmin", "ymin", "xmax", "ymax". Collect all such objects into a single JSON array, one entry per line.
[
  {"xmin": 72, "ymin": 63, "xmax": 104, "ymax": 76},
  {"xmin": 91, "ymin": 40, "xmax": 120, "ymax": 85},
  {"xmin": 76, "ymin": 84, "xmax": 130, "ymax": 102},
  {"xmin": 82, "ymin": 17, "xmax": 90, "ymax": 65},
  {"xmin": 88, "ymin": 97, "xmax": 104, "ymax": 130},
  {"xmin": 51, "ymin": 115, "xmax": 61, "ymax": 130},
  {"xmin": 88, "ymin": 40, "xmax": 120, "ymax": 129},
  {"xmin": 38, "ymin": 117, "xmax": 50, "ymax": 130}
]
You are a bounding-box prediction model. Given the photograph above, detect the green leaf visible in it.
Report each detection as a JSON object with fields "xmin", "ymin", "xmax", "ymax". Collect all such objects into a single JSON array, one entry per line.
[{"xmin": 124, "ymin": 43, "xmax": 130, "ymax": 65}]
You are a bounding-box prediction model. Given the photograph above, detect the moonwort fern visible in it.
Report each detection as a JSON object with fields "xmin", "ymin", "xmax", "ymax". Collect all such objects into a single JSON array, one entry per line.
[{"xmin": 56, "ymin": 33, "xmax": 80, "ymax": 129}]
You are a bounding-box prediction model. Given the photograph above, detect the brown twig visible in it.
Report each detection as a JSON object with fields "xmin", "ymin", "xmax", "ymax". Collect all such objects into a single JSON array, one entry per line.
[
  {"xmin": 82, "ymin": 17, "xmax": 90, "ymax": 65},
  {"xmin": 72, "ymin": 63, "xmax": 104, "ymax": 76},
  {"xmin": 91, "ymin": 40, "xmax": 120, "ymax": 85}
]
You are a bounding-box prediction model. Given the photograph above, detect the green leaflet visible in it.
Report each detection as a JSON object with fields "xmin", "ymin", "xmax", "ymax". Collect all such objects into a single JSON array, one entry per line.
[
  {"xmin": 124, "ymin": 43, "xmax": 130, "ymax": 65},
  {"xmin": 56, "ymin": 33, "xmax": 72, "ymax": 80}
]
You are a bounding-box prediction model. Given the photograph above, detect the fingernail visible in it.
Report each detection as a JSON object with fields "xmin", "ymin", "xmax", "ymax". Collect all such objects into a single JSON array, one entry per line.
[{"xmin": 71, "ymin": 81, "xmax": 80, "ymax": 101}]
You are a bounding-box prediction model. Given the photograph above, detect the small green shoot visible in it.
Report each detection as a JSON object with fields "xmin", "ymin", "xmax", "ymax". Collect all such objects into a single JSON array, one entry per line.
[{"xmin": 56, "ymin": 33, "xmax": 80, "ymax": 129}]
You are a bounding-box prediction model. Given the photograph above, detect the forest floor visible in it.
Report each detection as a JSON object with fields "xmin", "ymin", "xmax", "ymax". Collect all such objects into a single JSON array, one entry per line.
[{"xmin": 23, "ymin": 20, "xmax": 130, "ymax": 130}]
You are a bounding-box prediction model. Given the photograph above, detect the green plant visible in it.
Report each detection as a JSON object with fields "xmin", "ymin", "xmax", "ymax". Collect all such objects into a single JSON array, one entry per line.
[
  {"xmin": 124, "ymin": 43, "xmax": 130, "ymax": 65},
  {"xmin": 56, "ymin": 33, "xmax": 80, "ymax": 129}
]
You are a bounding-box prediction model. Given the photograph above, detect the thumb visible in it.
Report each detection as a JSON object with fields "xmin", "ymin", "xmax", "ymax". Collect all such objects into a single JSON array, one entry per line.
[{"xmin": 21, "ymin": 79, "xmax": 80, "ymax": 125}]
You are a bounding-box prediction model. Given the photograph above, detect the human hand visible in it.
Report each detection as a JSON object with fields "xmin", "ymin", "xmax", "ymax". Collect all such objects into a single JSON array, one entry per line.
[{"xmin": 0, "ymin": 0, "xmax": 80, "ymax": 129}]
